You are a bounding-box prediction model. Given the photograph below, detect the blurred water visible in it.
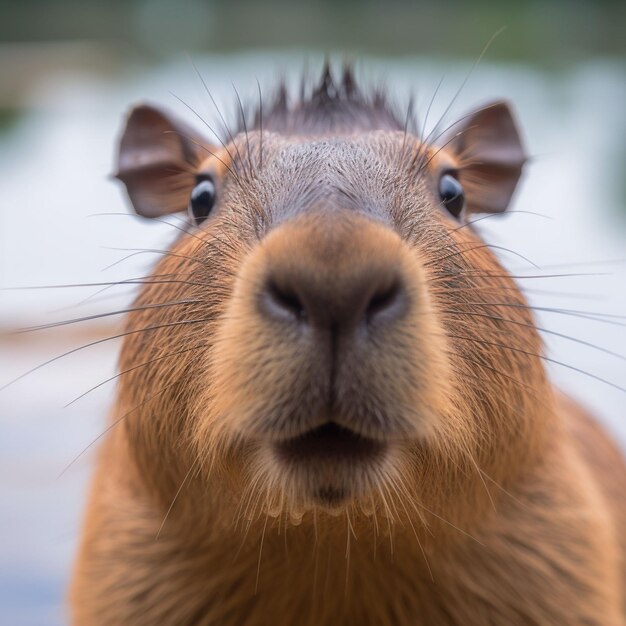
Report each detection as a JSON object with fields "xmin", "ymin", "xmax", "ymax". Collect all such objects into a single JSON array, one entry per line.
[{"xmin": 0, "ymin": 54, "xmax": 625, "ymax": 624}]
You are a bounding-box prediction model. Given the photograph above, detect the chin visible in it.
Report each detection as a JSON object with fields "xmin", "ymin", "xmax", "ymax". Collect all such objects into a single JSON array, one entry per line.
[{"xmin": 254, "ymin": 422, "xmax": 403, "ymax": 514}]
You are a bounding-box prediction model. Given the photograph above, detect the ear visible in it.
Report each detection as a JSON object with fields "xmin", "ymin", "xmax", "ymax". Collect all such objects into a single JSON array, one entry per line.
[
  {"xmin": 115, "ymin": 104, "xmax": 210, "ymax": 218},
  {"xmin": 445, "ymin": 101, "xmax": 526, "ymax": 214}
]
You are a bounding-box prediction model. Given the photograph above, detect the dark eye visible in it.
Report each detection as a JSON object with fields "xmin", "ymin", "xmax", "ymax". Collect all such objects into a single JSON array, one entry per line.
[
  {"xmin": 438, "ymin": 172, "xmax": 465, "ymax": 219},
  {"xmin": 188, "ymin": 176, "xmax": 216, "ymax": 224}
]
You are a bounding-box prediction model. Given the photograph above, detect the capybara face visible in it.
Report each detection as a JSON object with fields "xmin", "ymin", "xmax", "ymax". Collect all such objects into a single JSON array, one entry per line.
[{"xmin": 115, "ymin": 70, "xmax": 543, "ymax": 521}]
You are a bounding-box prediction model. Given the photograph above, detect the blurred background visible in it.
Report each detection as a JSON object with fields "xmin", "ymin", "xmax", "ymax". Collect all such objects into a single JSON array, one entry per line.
[{"xmin": 0, "ymin": 0, "xmax": 625, "ymax": 623}]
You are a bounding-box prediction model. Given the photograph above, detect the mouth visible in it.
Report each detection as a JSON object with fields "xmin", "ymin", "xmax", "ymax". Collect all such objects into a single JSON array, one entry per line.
[
  {"xmin": 274, "ymin": 422, "xmax": 387, "ymax": 465},
  {"xmin": 271, "ymin": 422, "xmax": 388, "ymax": 507}
]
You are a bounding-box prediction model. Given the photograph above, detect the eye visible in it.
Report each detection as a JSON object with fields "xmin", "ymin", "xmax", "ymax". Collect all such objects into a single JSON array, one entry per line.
[
  {"xmin": 188, "ymin": 176, "xmax": 216, "ymax": 224},
  {"xmin": 438, "ymin": 172, "xmax": 465, "ymax": 219}
]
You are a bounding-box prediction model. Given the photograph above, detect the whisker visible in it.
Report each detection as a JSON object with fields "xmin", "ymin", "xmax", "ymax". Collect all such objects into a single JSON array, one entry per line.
[
  {"xmin": 438, "ymin": 308, "xmax": 626, "ymax": 361},
  {"xmin": 520, "ymin": 287, "xmax": 605, "ymax": 301},
  {"xmin": 416, "ymin": 124, "xmax": 477, "ymax": 175},
  {"xmin": 414, "ymin": 499, "xmax": 485, "ymax": 547},
  {"xmin": 421, "ymin": 27, "xmax": 505, "ymax": 149},
  {"xmin": 64, "ymin": 342, "xmax": 207, "ymax": 407},
  {"xmin": 168, "ymin": 92, "xmax": 245, "ymax": 185},
  {"xmin": 399, "ymin": 92, "xmax": 415, "ymax": 159},
  {"xmin": 430, "ymin": 283, "xmax": 603, "ymax": 302},
  {"xmin": 256, "ymin": 79, "xmax": 264, "ymax": 171},
  {"xmin": 57, "ymin": 379, "xmax": 181, "ymax": 478},
  {"xmin": 1, "ymin": 274, "xmax": 199, "ymax": 292},
  {"xmin": 12, "ymin": 299, "xmax": 202, "ymax": 335},
  {"xmin": 419, "ymin": 75, "xmax": 445, "ymax": 146},
  {"xmin": 508, "ymin": 258, "xmax": 626, "ymax": 272},
  {"xmin": 156, "ymin": 456, "xmax": 202, "ymax": 540},
  {"xmin": 95, "ymin": 211, "xmax": 211, "ymax": 249},
  {"xmin": 100, "ymin": 247, "xmax": 210, "ymax": 272},
  {"xmin": 53, "ymin": 274, "xmax": 207, "ymax": 311},
  {"xmin": 448, "ymin": 332, "xmax": 626, "ymax": 393},
  {"xmin": 445, "ymin": 349, "xmax": 545, "ymax": 399},
  {"xmin": 385, "ymin": 473, "xmax": 434, "ymax": 582},
  {"xmin": 232, "ymin": 82, "xmax": 254, "ymax": 178},
  {"xmin": 431, "ymin": 270, "xmax": 612, "ymax": 281},
  {"xmin": 165, "ymin": 129, "xmax": 242, "ymax": 186},
  {"xmin": 450, "ymin": 210, "xmax": 553, "ymax": 232},
  {"xmin": 478, "ymin": 468, "xmax": 529, "ymax": 511},
  {"xmin": 445, "ymin": 301, "xmax": 626, "ymax": 326},
  {"xmin": 0, "ymin": 316, "xmax": 215, "ymax": 392},
  {"xmin": 426, "ymin": 241, "xmax": 541, "ymax": 270},
  {"xmin": 187, "ymin": 54, "xmax": 244, "ymax": 165},
  {"xmin": 254, "ymin": 504, "xmax": 269, "ymax": 594}
]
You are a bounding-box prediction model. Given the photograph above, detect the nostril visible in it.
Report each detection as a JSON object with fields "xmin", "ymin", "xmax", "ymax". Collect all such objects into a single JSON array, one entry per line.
[
  {"xmin": 366, "ymin": 280, "xmax": 405, "ymax": 323},
  {"xmin": 263, "ymin": 280, "xmax": 306, "ymax": 322}
]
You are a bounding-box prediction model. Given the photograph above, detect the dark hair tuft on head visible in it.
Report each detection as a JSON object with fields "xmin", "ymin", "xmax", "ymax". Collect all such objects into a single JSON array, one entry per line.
[{"xmin": 247, "ymin": 64, "xmax": 405, "ymax": 136}]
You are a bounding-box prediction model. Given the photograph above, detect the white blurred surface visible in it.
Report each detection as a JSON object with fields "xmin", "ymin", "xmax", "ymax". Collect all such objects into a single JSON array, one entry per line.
[{"xmin": 0, "ymin": 55, "xmax": 624, "ymax": 624}]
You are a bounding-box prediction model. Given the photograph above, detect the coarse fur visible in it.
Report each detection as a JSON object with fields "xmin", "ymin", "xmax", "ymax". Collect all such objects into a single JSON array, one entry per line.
[{"xmin": 70, "ymin": 67, "xmax": 626, "ymax": 625}]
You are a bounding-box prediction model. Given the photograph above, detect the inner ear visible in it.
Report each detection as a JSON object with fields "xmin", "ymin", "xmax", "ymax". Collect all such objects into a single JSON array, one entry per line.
[
  {"xmin": 443, "ymin": 101, "xmax": 527, "ymax": 214},
  {"xmin": 115, "ymin": 104, "xmax": 212, "ymax": 218}
]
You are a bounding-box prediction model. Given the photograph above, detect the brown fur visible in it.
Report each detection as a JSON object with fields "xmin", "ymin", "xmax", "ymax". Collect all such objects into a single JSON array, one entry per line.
[{"xmin": 70, "ymin": 69, "xmax": 626, "ymax": 625}]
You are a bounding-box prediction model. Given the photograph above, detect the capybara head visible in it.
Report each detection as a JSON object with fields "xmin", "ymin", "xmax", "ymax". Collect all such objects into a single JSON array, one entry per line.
[{"xmin": 114, "ymin": 68, "xmax": 548, "ymax": 531}]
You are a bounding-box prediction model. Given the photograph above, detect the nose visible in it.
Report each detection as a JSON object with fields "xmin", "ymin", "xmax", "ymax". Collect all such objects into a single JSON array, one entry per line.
[
  {"xmin": 262, "ymin": 265, "xmax": 407, "ymax": 332},
  {"xmin": 258, "ymin": 215, "xmax": 410, "ymax": 335}
]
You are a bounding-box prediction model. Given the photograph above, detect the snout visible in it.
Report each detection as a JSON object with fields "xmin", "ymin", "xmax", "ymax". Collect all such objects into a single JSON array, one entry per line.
[
  {"xmin": 208, "ymin": 212, "xmax": 451, "ymax": 505},
  {"xmin": 253, "ymin": 213, "xmax": 420, "ymax": 431},
  {"xmin": 259, "ymin": 240, "xmax": 409, "ymax": 336}
]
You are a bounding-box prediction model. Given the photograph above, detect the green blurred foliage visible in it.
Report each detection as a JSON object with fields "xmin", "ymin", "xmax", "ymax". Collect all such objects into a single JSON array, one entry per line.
[{"xmin": 0, "ymin": 0, "xmax": 624, "ymax": 63}]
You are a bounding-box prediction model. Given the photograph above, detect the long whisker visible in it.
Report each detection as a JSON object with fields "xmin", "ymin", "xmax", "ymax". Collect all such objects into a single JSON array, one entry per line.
[
  {"xmin": 385, "ymin": 473, "xmax": 434, "ymax": 582},
  {"xmin": 419, "ymin": 75, "xmax": 445, "ymax": 146},
  {"xmin": 186, "ymin": 58, "xmax": 251, "ymax": 180},
  {"xmin": 450, "ymin": 210, "xmax": 553, "ymax": 232},
  {"xmin": 400, "ymin": 92, "xmax": 415, "ymax": 158},
  {"xmin": 57, "ymin": 378, "xmax": 182, "ymax": 478},
  {"xmin": 1, "ymin": 275, "xmax": 200, "ymax": 292},
  {"xmin": 12, "ymin": 299, "xmax": 202, "ymax": 335},
  {"xmin": 434, "ymin": 306, "xmax": 625, "ymax": 361},
  {"xmin": 0, "ymin": 317, "xmax": 215, "ymax": 392},
  {"xmin": 426, "ymin": 241, "xmax": 541, "ymax": 270},
  {"xmin": 431, "ymin": 282, "xmax": 602, "ymax": 301},
  {"xmin": 96, "ymin": 211, "xmax": 210, "ymax": 247},
  {"xmin": 256, "ymin": 79, "xmax": 264, "ymax": 171},
  {"xmin": 254, "ymin": 504, "xmax": 270, "ymax": 594},
  {"xmin": 156, "ymin": 456, "xmax": 202, "ymax": 540},
  {"xmin": 445, "ymin": 349, "xmax": 545, "ymax": 399},
  {"xmin": 519, "ymin": 287, "xmax": 605, "ymax": 301},
  {"xmin": 53, "ymin": 274, "xmax": 207, "ymax": 311},
  {"xmin": 168, "ymin": 92, "xmax": 244, "ymax": 184},
  {"xmin": 431, "ymin": 270, "xmax": 611, "ymax": 282},
  {"xmin": 422, "ymin": 27, "xmax": 506, "ymax": 149},
  {"xmin": 508, "ymin": 258, "xmax": 626, "ymax": 272},
  {"xmin": 444, "ymin": 301, "xmax": 626, "ymax": 326},
  {"xmin": 187, "ymin": 55, "xmax": 240, "ymax": 153},
  {"xmin": 164, "ymin": 129, "xmax": 242, "ymax": 186},
  {"xmin": 414, "ymin": 499, "xmax": 485, "ymax": 547},
  {"xmin": 448, "ymin": 332, "xmax": 625, "ymax": 393},
  {"xmin": 65, "ymin": 342, "xmax": 208, "ymax": 407},
  {"xmin": 233, "ymin": 82, "xmax": 254, "ymax": 178},
  {"xmin": 99, "ymin": 246, "xmax": 241, "ymax": 275}
]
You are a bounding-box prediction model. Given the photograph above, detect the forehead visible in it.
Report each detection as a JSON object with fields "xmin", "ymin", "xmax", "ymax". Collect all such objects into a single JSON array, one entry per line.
[
  {"xmin": 268, "ymin": 131, "xmax": 405, "ymax": 168},
  {"xmin": 201, "ymin": 130, "xmax": 453, "ymax": 186},
  {"xmin": 201, "ymin": 130, "xmax": 454, "ymax": 223},
  {"xmin": 199, "ymin": 130, "xmax": 455, "ymax": 220}
]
